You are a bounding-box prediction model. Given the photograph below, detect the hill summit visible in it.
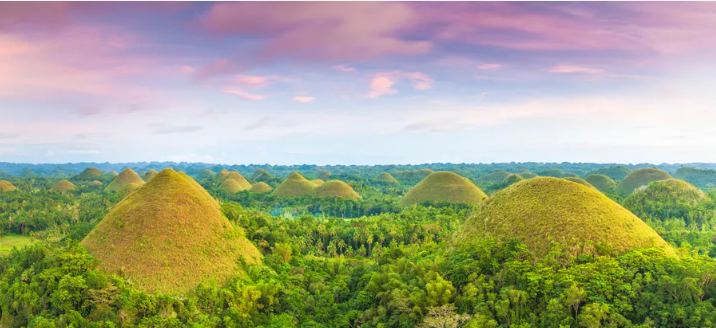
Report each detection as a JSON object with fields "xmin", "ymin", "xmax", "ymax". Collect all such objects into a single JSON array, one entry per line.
[
  {"xmin": 314, "ymin": 180, "xmax": 361, "ymax": 200},
  {"xmin": 74, "ymin": 167, "xmax": 105, "ymax": 181},
  {"xmin": 400, "ymin": 172, "xmax": 487, "ymax": 206},
  {"xmin": 617, "ymin": 168, "xmax": 672, "ymax": 195},
  {"xmin": 225, "ymin": 172, "xmax": 252, "ymax": 190},
  {"xmin": 273, "ymin": 172, "xmax": 317, "ymax": 198},
  {"xmin": 50, "ymin": 180, "xmax": 75, "ymax": 193},
  {"xmin": 81, "ymin": 169, "xmax": 261, "ymax": 294},
  {"xmin": 249, "ymin": 182, "xmax": 272, "ymax": 193},
  {"xmin": 105, "ymin": 168, "xmax": 145, "ymax": 192},
  {"xmin": 0, "ymin": 180, "xmax": 17, "ymax": 192},
  {"xmin": 585, "ymin": 174, "xmax": 617, "ymax": 193},
  {"xmin": 458, "ymin": 177, "xmax": 674, "ymax": 257},
  {"xmin": 251, "ymin": 168, "xmax": 272, "ymax": 181},
  {"xmin": 143, "ymin": 169, "xmax": 158, "ymax": 181},
  {"xmin": 375, "ymin": 172, "xmax": 398, "ymax": 184}
]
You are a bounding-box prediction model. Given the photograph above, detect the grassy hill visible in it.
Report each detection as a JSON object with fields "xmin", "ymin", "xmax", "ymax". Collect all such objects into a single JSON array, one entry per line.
[
  {"xmin": 107, "ymin": 170, "xmax": 118, "ymax": 178},
  {"xmin": 314, "ymin": 180, "xmax": 361, "ymax": 200},
  {"xmin": 476, "ymin": 171, "xmax": 512, "ymax": 184},
  {"xmin": 585, "ymin": 174, "xmax": 617, "ymax": 193},
  {"xmin": 251, "ymin": 169, "xmax": 272, "ymax": 181},
  {"xmin": 197, "ymin": 169, "xmax": 215, "ymax": 180},
  {"xmin": 105, "ymin": 168, "xmax": 145, "ymax": 192},
  {"xmin": 590, "ymin": 166, "xmax": 633, "ymax": 181},
  {"xmin": 400, "ymin": 172, "xmax": 487, "ymax": 206},
  {"xmin": 312, "ymin": 179, "xmax": 325, "ymax": 186},
  {"xmin": 673, "ymin": 167, "xmax": 716, "ymax": 188},
  {"xmin": 375, "ymin": 172, "xmax": 398, "ymax": 184},
  {"xmin": 617, "ymin": 168, "xmax": 672, "ymax": 195},
  {"xmin": 143, "ymin": 169, "xmax": 158, "ymax": 182},
  {"xmin": 73, "ymin": 167, "xmax": 105, "ymax": 181},
  {"xmin": 564, "ymin": 177, "xmax": 596, "ymax": 189},
  {"xmin": 0, "ymin": 180, "xmax": 17, "ymax": 192},
  {"xmin": 273, "ymin": 172, "xmax": 317, "ymax": 198},
  {"xmin": 318, "ymin": 171, "xmax": 332, "ymax": 180},
  {"xmin": 81, "ymin": 168, "xmax": 261, "ymax": 295},
  {"xmin": 249, "ymin": 182, "xmax": 272, "ymax": 193},
  {"xmin": 219, "ymin": 179, "xmax": 245, "ymax": 193},
  {"xmin": 50, "ymin": 180, "xmax": 75, "ymax": 193},
  {"xmin": 458, "ymin": 177, "xmax": 675, "ymax": 257},
  {"xmin": 214, "ymin": 169, "xmax": 230, "ymax": 183},
  {"xmin": 624, "ymin": 179, "xmax": 710, "ymax": 224},
  {"xmin": 520, "ymin": 172, "xmax": 538, "ymax": 179},
  {"xmin": 225, "ymin": 172, "xmax": 252, "ymax": 190}
]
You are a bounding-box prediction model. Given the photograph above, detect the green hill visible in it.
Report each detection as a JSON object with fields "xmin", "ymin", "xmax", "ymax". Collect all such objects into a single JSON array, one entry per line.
[
  {"xmin": 624, "ymin": 179, "xmax": 709, "ymax": 224},
  {"xmin": 312, "ymin": 179, "xmax": 325, "ymax": 186},
  {"xmin": 81, "ymin": 169, "xmax": 261, "ymax": 295},
  {"xmin": 564, "ymin": 177, "xmax": 596, "ymax": 189},
  {"xmin": 249, "ymin": 182, "xmax": 272, "ymax": 193},
  {"xmin": 50, "ymin": 180, "xmax": 75, "ymax": 193},
  {"xmin": 318, "ymin": 171, "xmax": 332, "ymax": 180},
  {"xmin": 590, "ymin": 166, "xmax": 632, "ymax": 181},
  {"xmin": 143, "ymin": 169, "xmax": 158, "ymax": 182},
  {"xmin": 562, "ymin": 173, "xmax": 579, "ymax": 178},
  {"xmin": 251, "ymin": 169, "xmax": 272, "ymax": 181},
  {"xmin": 375, "ymin": 172, "xmax": 398, "ymax": 184},
  {"xmin": 74, "ymin": 167, "xmax": 105, "ymax": 181},
  {"xmin": 458, "ymin": 177, "xmax": 675, "ymax": 257},
  {"xmin": 214, "ymin": 169, "xmax": 230, "ymax": 183},
  {"xmin": 0, "ymin": 180, "xmax": 17, "ymax": 192},
  {"xmin": 476, "ymin": 171, "xmax": 512, "ymax": 184},
  {"xmin": 617, "ymin": 168, "xmax": 672, "ymax": 195},
  {"xmin": 105, "ymin": 168, "xmax": 145, "ymax": 192},
  {"xmin": 673, "ymin": 167, "xmax": 716, "ymax": 188},
  {"xmin": 314, "ymin": 180, "xmax": 361, "ymax": 200},
  {"xmin": 537, "ymin": 169, "xmax": 564, "ymax": 177},
  {"xmin": 219, "ymin": 179, "xmax": 245, "ymax": 193},
  {"xmin": 400, "ymin": 172, "xmax": 487, "ymax": 206},
  {"xmin": 520, "ymin": 172, "xmax": 538, "ymax": 179},
  {"xmin": 225, "ymin": 172, "xmax": 252, "ymax": 190},
  {"xmin": 107, "ymin": 170, "xmax": 118, "ymax": 178},
  {"xmin": 197, "ymin": 169, "xmax": 215, "ymax": 180},
  {"xmin": 273, "ymin": 172, "xmax": 317, "ymax": 198},
  {"xmin": 585, "ymin": 174, "xmax": 617, "ymax": 193}
]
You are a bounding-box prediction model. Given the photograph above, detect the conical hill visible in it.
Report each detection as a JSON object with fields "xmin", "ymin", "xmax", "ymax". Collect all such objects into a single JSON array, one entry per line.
[
  {"xmin": 81, "ymin": 169, "xmax": 260, "ymax": 294},
  {"xmin": 376, "ymin": 172, "xmax": 398, "ymax": 184},
  {"xmin": 0, "ymin": 180, "xmax": 17, "ymax": 192},
  {"xmin": 400, "ymin": 172, "xmax": 487, "ymax": 206},
  {"xmin": 585, "ymin": 174, "xmax": 617, "ymax": 193},
  {"xmin": 105, "ymin": 168, "xmax": 145, "ymax": 192},
  {"xmin": 143, "ymin": 169, "xmax": 158, "ymax": 182},
  {"xmin": 617, "ymin": 168, "xmax": 672, "ymax": 195},
  {"xmin": 314, "ymin": 180, "xmax": 361, "ymax": 200},
  {"xmin": 273, "ymin": 172, "xmax": 317, "ymax": 198},
  {"xmin": 50, "ymin": 180, "xmax": 75, "ymax": 193}
]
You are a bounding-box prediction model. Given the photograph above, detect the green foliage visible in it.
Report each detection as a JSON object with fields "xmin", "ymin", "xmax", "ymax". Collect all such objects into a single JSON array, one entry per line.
[
  {"xmin": 624, "ymin": 179, "xmax": 714, "ymax": 228},
  {"xmin": 674, "ymin": 167, "xmax": 716, "ymax": 188},
  {"xmin": 590, "ymin": 166, "xmax": 633, "ymax": 181},
  {"xmin": 459, "ymin": 177, "xmax": 675, "ymax": 257},
  {"xmin": 585, "ymin": 174, "xmax": 617, "ymax": 193},
  {"xmin": 376, "ymin": 172, "xmax": 398, "ymax": 184},
  {"xmin": 476, "ymin": 171, "xmax": 512, "ymax": 184},
  {"xmin": 618, "ymin": 168, "xmax": 672, "ymax": 196},
  {"xmin": 0, "ymin": 235, "xmax": 34, "ymax": 256},
  {"xmin": 401, "ymin": 172, "xmax": 487, "ymax": 206}
]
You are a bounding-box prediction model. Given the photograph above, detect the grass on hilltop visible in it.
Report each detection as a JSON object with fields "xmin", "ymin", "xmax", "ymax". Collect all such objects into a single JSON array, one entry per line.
[
  {"xmin": 476, "ymin": 171, "xmax": 512, "ymax": 184},
  {"xmin": 585, "ymin": 174, "xmax": 617, "ymax": 193},
  {"xmin": 314, "ymin": 180, "xmax": 361, "ymax": 200},
  {"xmin": 249, "ymin": 182, "xmax": 272, "ymax": 193},
  {"xmin": 214, "ymin": 169, "xmax": 231, "ymax": 183},
  {"xmin": 564, "ymin": 177, "xmax": 596, "ymax": 189},
  {"xmin": 273, "ymin": 172, "xmax": 317, "ymax": 198},
  {"xmin": 617, "ymin": 168, "xmax": 672, "ymax": 196},
  {"xmin": 624, "ymin": 179, "xmax": 710, "ymax": 224},
  {"xmin": 520, "ymin": 172, "xmax": 538, "ymax": 179},
  {"xmin": 562, "ymin": 173, "xmax": 579, "ymax": 178},
  {"xmin": 219, "ymin": 179, "xmax": 245, "ymax": 193},
  {"xmin": 400, "ymin": 172, "xmax": 487, "ymax": 206},
  {"xmin": 312, "ymin": 179, "xmax": 325, "ymax": 186},
  {"xmin": 375, "ymin": 172, "xmax": 398, "ymax": 184},
  {"xmin": 590, "ymin": 166, "xmax": 633, "ymax": 181},
  {"xmin": 50, "ymin": 180, "xmax": 75, "ymax": 193},
  {"xmin": 197, "ymin": 169, "xmax": 215, "ymax": 180},
  {"xmin": 107, "ymin": 170, "xmax": 118, "ymax": 178},
  {"xmin": 0, "ymin": 180, "xmax": 17, "ymax": 192},
  {"xmin": 143, "ymin": 169, "xmax": 158, "ymax": 182},
  {"xmin": 81, "ymin": 168, "xmax": 261, "ymax": 295},
  {"xmin": 74, "ymin": 167, "xmax": 105, "ymax": 181},
  {"xmin": 457, "ymin": 177, "xmax": 675, "ymax": 257},
  {"xmin": 105, "ymin": 168, "xmax": 145, "ymax": 192},
  {"xmin": 225, "ymin": 172, "xmax": 252, "ymax": 190},
  {"xmin": 251, "ymin": 169, "xmax": 272, "ymax": 181}
]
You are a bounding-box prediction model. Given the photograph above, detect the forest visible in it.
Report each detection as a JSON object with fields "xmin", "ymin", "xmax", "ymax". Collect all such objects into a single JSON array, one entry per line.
[{"xmin": 2, "ymin": 162, "xmax": 716, "ymax": 328}]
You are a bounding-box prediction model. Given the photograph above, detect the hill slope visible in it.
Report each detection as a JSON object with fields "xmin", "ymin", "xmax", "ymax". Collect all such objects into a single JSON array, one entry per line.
[
  {"xmin": 105, "ymin": 168, "xmax": 145, "ymax": 192},
  {"xmin": 74, "ymin": 167, "xmax": 105, "ymax": 181},
  {"xmin": 143, "ymin": 169, "xmax": 158, "ymax": 182},
  {"xmin": 400, "ymin": 172, "xmax": 487, "ymax": 206},
  {"xmin": 249, "ymin": 182, "xmax": 272, "ymax": 193},
  {"xmin": 219, "ymin": 179, "xmax": 244, "ymax": 193},
  {"xmin": 0, "ymin": 180, "xmax": 17, "ymax": 192},
  {"xmin": 624, "ymin": 179, "xmax": 708, "ymax": 221},
  {"xmin": 617, "ymin": 168, "xmax": 672, "ymax": 195},
  {"xmin": 81, "ymin": 169, "xmax": 261, "ymax": 294},
  {"xmin": 376, "ymin": 172, "xmax": 398, "ymax": 184},
  {"xmin": 459, "ymin": 177, "xmax": 674, "ymax": 257},
  {"xmin": 314, "ymin": 180, "xmax": 361, "ymax": 200},
  {"xmin": 50, "ymin": 180, "xmax": 75, "ymax": 193},
  {"xmin": 564, "ymin": 177, "xmax": 596, "ymax": 189},
  {"xmin": 273, "ymin": 172, "xmax": 317, "ymax": 198},
  {"xmin": 585, "ymin": 174, "xmax": 617, "ymax": 193},
  {"xmin": 476, "ymin": 171, "xmax": 512, "ymax": 184},
  {"xmin": 225, "ymin": 172, "xmax": 252, "ymax": 190}
]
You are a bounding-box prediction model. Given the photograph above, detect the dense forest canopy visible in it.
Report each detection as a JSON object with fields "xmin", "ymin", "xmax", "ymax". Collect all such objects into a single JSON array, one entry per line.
[{"xmin": 2, "ymin": 162, "xmax": 716, "ymax": 327}]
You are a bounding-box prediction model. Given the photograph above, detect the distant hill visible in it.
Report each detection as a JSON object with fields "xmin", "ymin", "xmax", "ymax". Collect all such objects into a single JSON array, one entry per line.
[
  {"xmin": 618, "ymin": 168, "xmax": 672, "ymax": 195},
  {"xmin": 105, "ymin": 168, "xmax": 145, "ymax": 192},
  {"xmin": 273, "ymin": 172, "xmax": 317, "ymax": 198},
  {"xmin": 400, "ymin": 172, "xmax": 487, "ymax": 206},
  {"xmin": 314, "ymin": 180, "xmax": 361, "ymax": 200}
]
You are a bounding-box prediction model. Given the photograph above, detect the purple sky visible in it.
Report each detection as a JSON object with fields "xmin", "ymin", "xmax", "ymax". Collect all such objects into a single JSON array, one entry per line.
[{"xmin": 1, "ymin": 2, "xmax": 716, "ymax": 165}]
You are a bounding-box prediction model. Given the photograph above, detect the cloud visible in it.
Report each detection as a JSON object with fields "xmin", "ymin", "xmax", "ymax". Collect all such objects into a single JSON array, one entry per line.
[
  {"xmin": 367, "ymin": 71, "xmax": 434, "ymax": 98},
  {"xmin": 190, "ymin": 59, "xmax": 245, "ymax": 81},
  {"xmin": 234, "ymin": 75, "xmax": 271, "ymax": 87},
  {"xmin": 200, "ymin": 2, "xmax": 431, "ymax": 61},
  {"xmin": 292, "ymin": 96, "xmax": 315, "ymax": 103},
  {"xmin": 151, "ymin": 125, "xmax": 203, "ymax": 134},
  {"xmin": 334, "ymin": 65, "xmax": 356, "ymax": 72},
  {"xmin": 549, "ymin": 65, "xmax": 604, "ymax": 74},
  {"xmin": 222, "ymin": 88, "xmax": 267, "ymax": 100},
  {"xmin": 68, "ymin": 149, "xmax": 100, "ymax": 154},
  {"xmin": 477, "ymin": 63, "xmax": 502, "ymax": 70}
]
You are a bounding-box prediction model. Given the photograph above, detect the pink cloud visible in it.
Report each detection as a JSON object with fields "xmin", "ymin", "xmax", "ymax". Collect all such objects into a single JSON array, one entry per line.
[
  {"xmin": 235, "ymin": 75, "xmax": 271, "ymax": 87},
  {"xmin": 334, "ymin": 65, "xmax": 356, "ymax": 72},
  {"xmin": 191, "ymin": 60, "xmax": 245, "ymax": 81},
  {"xmin": 223, "ymin": 88, "xmax": 267, "ymax": 101},
  {"xmin": 200, "ymin": 2, "xmax": 431, "ymax": 61},
  {"xmin": 477, "ymin": 63, "xmax": 502, "ymax": 70},
  {"xmin": 292, "ymin": 96, "xmax": 315, "ymax": 103},
  {"xmin": 549, "ymin": 65, "xmax": 604, "ymax": 74},
  {"xmin": 367, "ymin": 71, "xmax": 434, "ymax": 98}
]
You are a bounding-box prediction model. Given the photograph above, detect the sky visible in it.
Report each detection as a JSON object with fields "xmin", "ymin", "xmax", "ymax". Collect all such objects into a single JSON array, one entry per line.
[{"xmin": 2, "ymin": 1, "xmax": 716, "ymax": 165}]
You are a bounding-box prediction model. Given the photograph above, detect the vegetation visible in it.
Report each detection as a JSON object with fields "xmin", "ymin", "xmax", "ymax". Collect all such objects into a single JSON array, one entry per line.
[
  {"xmin": 106, "ymin": 170, "xmax": 118, "ymax": 178},
  {"xmin": 273, "ymin": 172, "xmax": 317, "ymax": 198},
  {"xmin": 314, "ymin": 180, "xmax": 361, "ymax": 200},
  {"xmin": 225, "ymin": 172, "xmax": 252, "ymax": 190},
  {"xmin": 50, "ymin": 180, "xmax": 76, "ymax": 193},
  {"xmin": 251, "ymin": 168, "xmax": 272, "ymax": 181},
  {"xmin": 219, "ymin": 178, "xmax": 245, "ymax": 193},
  {"xmin": 564, "ymin": 176, "xmax": 596, "ymax": 189},
  {"xmin": 81, "ymin": 169, "xmax": 261, "ymax": 294},
  {"xmin": 475, "ymin": 171, "xmax": 511, "ymax": 184},
  {"xmin": 0, "ymin": 180, "xmax": 16, "ymax": 192},
  {"xmin": 590, "ymin": 166, "xmax": 633, "ymax": 181},
  {"xmin": 459, "ymin": 177, "xmax": 674, "ymax": 257},
  {"xmin": 142, "ymin": 169, "xmax": 158, "ymax": 181},
  {"xmin": 249, "ymin": 182, "xmax": 272, "ymax": 193},
  {"xmin": 673, "ymin": 167, "xmax": 716, "ymax": 188},
  {"xmin": 0, "ymin": 235, "xmax": 33, "ymax": 256},
  {"xmin": 562, "ymin": 172, "xmax": 579, "ymax": 178},
  {"xmin": 585, "ymin": 174, "xmax": 617, "ymax": 193},
  {"xmin": 73, "ymin": 167, "xmax": 105, "ymax": 181},
  {"xmin": 311, "ymin": 179, "xmax": 325, "ymax": 186},
  {"xmin": 618, "ymin": 168, "xmax": 672, "ymax": 195},
  {"xmin": 214, "ymin": 169, "xmax": 231, "ymax": 183},
  {"xmin": 400, "ymin": 172, "xmax": 487, "ymax": 206},
  {"xmin": 197, "ymin": 169, "xmax": 215, "ymax": 180},
  {"xmin": 375, "ymin": 172, "xmax": 398, "ymax": 184},
  {"xmin": 104, "ymin": 168, "xmax": 145, "ymax": 192},
  {"xmin": 624, "ymin": 179, "xmax": 713, "ymax": 228}
]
